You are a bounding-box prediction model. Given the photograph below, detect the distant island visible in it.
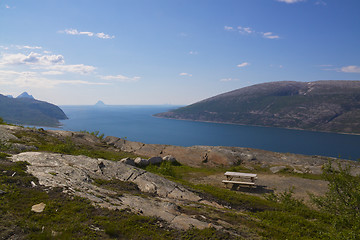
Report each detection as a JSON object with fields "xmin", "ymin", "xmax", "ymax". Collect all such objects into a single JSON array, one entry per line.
[
  {"xmin": 0, "ymin": 92, "xmax": 68, "ymax": 127},
  {"xmin": 95, "ymin": 100, "xmax": 106, "ymax": 106},
  {"xmin": 155, "ymin": 80, "xmax": 360, "ymax": 134}
]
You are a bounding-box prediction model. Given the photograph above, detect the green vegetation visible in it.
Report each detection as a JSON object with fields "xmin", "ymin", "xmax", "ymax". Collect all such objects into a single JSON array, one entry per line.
[
  {"xmin": 80, "ymin": 130, "xmax": 105, "ymax": 140},
  {"xmin": 11, "ymin": 129, "xmax": 138, "ymax": 160},
  {"xmin": 0, "ymin": 154, "xmax": 239, "ymax": 239},
  {"xmin": 0, "ymin": 117, "xmax": 5, "ymax": 125},
  {"xmin": 143, "ymin": 160, "xmax": 360, "ymax": 239},
  {"xmin": 156, "ymin": 81, "xmax": 360, "ymax": 134},
  {"xmin": 0, "ymin": 93, "xmax": 67, "ymax": 127},
  {"xmin": 2, "ymin": 126, "xmax": 360, "ymax": 238}
]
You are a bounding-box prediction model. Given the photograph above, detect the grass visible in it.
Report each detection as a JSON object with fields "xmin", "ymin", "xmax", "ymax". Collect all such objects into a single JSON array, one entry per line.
[
  {"xmin": 0, "ymin": 154, "xmax": 240, "ymax": 239},
  {"xmin": 10, "ymin": 129, "xmax": 138, "ymax": 160},
  {"xmin": 3, "ymin": 125, "xmax": 359, "ymax": 239}
]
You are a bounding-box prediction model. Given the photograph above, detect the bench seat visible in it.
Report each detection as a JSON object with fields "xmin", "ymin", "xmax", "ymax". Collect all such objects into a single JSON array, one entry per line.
[{"xmin": 222, "ymin": 180, "xmax": 255, "ymax": 185}]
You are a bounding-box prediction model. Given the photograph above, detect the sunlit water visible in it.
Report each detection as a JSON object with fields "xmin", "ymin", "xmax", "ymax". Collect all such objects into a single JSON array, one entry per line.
[{"xmin": 51, "ymin": 105, "xmax": 360, "ymax": 160}]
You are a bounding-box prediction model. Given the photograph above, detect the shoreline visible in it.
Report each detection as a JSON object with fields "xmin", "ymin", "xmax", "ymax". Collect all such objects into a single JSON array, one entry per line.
[{"xmin": 153, "ymin": 115, "xmax": 360, "ymax": 137}]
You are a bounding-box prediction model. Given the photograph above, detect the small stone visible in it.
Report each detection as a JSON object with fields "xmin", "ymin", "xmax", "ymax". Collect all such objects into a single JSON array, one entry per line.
[
  {"xmin": 31, "ymin": 202, "xmax": 46, "ymax": 213},
  {"xmin": 0, "ymin": 189, "xmax": 6, "ymax": 195},
  {"xmin": 31, "ymin": 181, "xmax": 37, "ymax": 187}
]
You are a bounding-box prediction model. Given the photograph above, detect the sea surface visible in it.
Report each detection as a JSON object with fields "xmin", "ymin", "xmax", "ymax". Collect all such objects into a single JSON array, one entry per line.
[{"xmin": 54, "ymin": 105, "xmax": 360, "ymax": 160}]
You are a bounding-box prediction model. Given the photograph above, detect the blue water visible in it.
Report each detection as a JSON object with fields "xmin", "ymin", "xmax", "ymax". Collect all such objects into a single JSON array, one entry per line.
[{"xmin": 55, "ymin": 105, "xmax": 360, "ymax": 160}]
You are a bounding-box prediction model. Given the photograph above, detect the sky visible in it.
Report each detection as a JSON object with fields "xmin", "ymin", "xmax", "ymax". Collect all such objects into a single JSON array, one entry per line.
[{"xmin": 0, "ymin": 0, "xmax": 359, "ymax": 105}]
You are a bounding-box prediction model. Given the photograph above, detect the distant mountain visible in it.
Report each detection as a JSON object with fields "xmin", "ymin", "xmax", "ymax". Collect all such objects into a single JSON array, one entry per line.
[
  {"xmin": 0, "ymin": 94, "xmax": 68, "ymax": 127},
  {"xmin": 6, "ymin": 95, "xmax": 13, "ymax": 98},
  {"xmin": 155, "ymin": 80, "xmax": 360, "ymax": 134},
  {"xmin": 17, "ymin": 92, "xmax": 34, "ymax": 99},
  {"xmin": 95, "ymin": 100, "xmax": 106, "ymax": 106}
]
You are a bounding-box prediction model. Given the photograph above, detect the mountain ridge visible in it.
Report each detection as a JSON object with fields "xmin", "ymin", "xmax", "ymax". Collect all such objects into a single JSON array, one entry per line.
[
  {"xmin": 0, "ymin": 94, "xmax": 68, "ymax": 127},
  {"xmin": 155, "ymin": 80, "xmax": 360, "ymax": 134}
]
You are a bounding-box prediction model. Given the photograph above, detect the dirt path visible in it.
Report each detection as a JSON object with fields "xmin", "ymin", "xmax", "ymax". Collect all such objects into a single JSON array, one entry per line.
[{"xmin": 188, "ymin": 173, "xmax": 328, "ymax": 202}]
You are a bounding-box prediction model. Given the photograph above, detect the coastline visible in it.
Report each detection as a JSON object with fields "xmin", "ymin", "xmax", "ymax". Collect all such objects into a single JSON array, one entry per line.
[{"xmin": 153, "ymin": 115, "xmax": 360, "ymax": 136}]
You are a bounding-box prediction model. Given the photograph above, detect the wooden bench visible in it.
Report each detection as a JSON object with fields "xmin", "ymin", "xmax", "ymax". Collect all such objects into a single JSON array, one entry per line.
[{"xmin": 222, "ymin": 171, "xmax": 257, "ymax": 188}]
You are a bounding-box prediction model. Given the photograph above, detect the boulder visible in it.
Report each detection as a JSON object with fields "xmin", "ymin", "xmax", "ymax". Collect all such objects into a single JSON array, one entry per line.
[
  {"xmin": 162, "ymin": 155, "xmax": 176, "ymax": 163},
  {"xmin": 148, "ymin": 156, "xmax": 163, "ymax": 165},
  {"xmin": 134, "ymin": 157, "xmax": 149, "ymax": 167},
  {"xmin": 119, "ymin": 158, "xmax": 135, "ymax": 166}
]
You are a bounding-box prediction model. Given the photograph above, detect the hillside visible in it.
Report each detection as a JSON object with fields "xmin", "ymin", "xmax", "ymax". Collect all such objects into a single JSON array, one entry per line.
[
  {"xmin": 155, "ymin": 80, "xmax": 360, "ymax": 134},
  {"xmin": 1, "ymin": 125, "xmax": 360, "ymax": 239},
  {"xmin": 0, "ymin": 94, "xmax": 68, "ymax": 127}
]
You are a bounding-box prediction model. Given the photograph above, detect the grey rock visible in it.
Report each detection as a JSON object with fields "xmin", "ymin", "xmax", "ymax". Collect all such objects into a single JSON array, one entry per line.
[
  {"xmin": 120, "ymin": 158, "xmax": 135, "ymax": 166},
  {"xmin": 148, "ymin": 156, "xmax": 163, "ymax": 165},
  {"xmin": 10, "ymin": 152, "xmax": 211, "ymax": 230},
  {"xmin": 270, "ymin": 166, "xmax": 287, "ymax": 174},
  {"xmin": 134, "ymin": 157, "xmax": 149, "ymax": 167},
  {"xmin": 31, "ymin": 202, "xmax": 46, "ymax": 213},
  {"xmin": 162, "ymin": 155, "xmax": 176, "ymax": 163},
  {"xmin": 103, "ymin": 136, "xmax": 120, "ymax": 145}
]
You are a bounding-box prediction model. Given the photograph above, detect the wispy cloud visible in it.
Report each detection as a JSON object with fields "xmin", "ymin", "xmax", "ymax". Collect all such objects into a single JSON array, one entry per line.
[
  {"xmin": 226, "ymin": 25, "xmax": 280, "ymax": 39},
  {"xmin": 340, "ymin": 65, "xmax": 360, "ymax": 73},
  {"xmin": 16, "ymin": 45, "xmax": 42, "ymax": 50},
  {"xmin": 179, "ymin": 72, "xmax": 192, "ymax": 77},
  {"xmin": 238, "ymin": 26, "xmax": 254, "ymax": 34},
  {"xmin": 276, "ymin": 0, "xmax": 305, "ymax": 3},
  {"xmin": 189, "ymin": 51, "xmax": 198, "ymax": 55},
  {"xmin": 224, "ymin": 26, "xmax": 234, "ymax": 31},
  {"xmin": 0, "ymin": 52, "xmax": 65, "ymax": 66},
  {"xmin": 237, "ymin": 62, "xmax": 250, "ymax": 68},
  {"xmin": 0, "ymin": 52, "xmax": 97, "ymax": 75},
  {"xmin": 59, "ymin": 29, "xmax": 115, "ymax": 39},
  {"xmin": 262, "ymin": 32, "xmax": 280, "ymax": 39},
  {"xmin": 0, "ymin": 70, "xmax": 107, "ymax": 88},
  {"xmin": 220, "ymin": 78, "xmax": 238, "ymax": 82},
  {"xmin": 100, "ymin": 74, "xmax": 140, "ymax": 82}
]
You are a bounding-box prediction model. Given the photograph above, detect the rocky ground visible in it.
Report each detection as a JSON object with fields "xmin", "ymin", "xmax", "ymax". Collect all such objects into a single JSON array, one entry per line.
[{"xmin": 1, "ymin": 124, "xmax": 360, "ymax": 239}]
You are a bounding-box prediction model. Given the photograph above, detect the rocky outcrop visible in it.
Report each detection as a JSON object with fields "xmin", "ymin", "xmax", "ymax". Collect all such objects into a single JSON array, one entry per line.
[{"xmin": 10, "ymin": 152, "xmax": 219, "ymax": 230}]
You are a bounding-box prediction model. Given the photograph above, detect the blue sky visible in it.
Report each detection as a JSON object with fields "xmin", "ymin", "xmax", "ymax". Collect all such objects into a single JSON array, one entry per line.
[{"xmin": 0, "ymin": 0, "xmax": 359, "ymax": 105}]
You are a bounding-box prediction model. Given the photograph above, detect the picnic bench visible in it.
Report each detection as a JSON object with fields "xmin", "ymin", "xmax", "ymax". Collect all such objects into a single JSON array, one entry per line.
[{"xmin": 222, "ymin": 171, "xmax": 257, "ymax": 188}]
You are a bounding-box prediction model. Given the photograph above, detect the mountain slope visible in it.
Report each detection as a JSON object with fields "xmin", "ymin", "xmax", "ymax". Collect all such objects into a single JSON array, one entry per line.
[
  {"xmin": 0, "ymin": 94, "xmax": 68, "ymax": 126},
  {"xmin": 155, "ymin": 80, "xmax": 360, "ymax": 134}
]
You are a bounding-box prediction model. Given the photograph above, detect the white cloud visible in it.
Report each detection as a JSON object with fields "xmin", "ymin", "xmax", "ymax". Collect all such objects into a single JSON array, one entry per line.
[
  {"xmin": 340, "ymin": 65, "xmax": 360, "ymax": 73},
  {"xmin": 276, "ymin": 0, "xmax": 305, "ymax": 3},
  {"xmin": 0, "ymin": 52, "xmax": 95, "ymax": 75},
  {"xmin": 189, "ymin": 51, "xmax": 198, "ymax": 55},
  {"xmin": 0, "ymin": 70, "xmax": 107, "ymax": 88},
  {"xmin": 96, "ymin": 32, "xmax": 114, "ymax": 39},
  {"xmin": 262, "ymin": 32, "xmax": 280, "ymax": 39},
  {"xmin": 101, "ymin": 74, "xmax": 140, "ymax": 82},
  {"xmin": 5, "ymin": 5, "xmax": 10, "ymax": 9},
  {"xmin": 0, "ymin": 52, "xmax": 64, "ymax": 66},
  {"xmin": 220, "ymin": 78, "xmax": 238, "ymax": 82},
  {"xmin": 237, "ymin": 62, "xmax": 250, "ymax": 68},
  {"xmin": 60, "ymin": 29, "xmax": 115, "ymax": 39},
  {"xmin": 227, "ymin": 25, "xmax": 280, "ymax": 39},
  {"xmin": 46, "ymin": 64, "xmax": 96, "ymax": 75},
  {"xmin": 179, "ymin": 72, "xmax": 192, "ymax": 77},
  {"xmin": 41, "ymin": 71, "xmax": 64, "ymax": 75},
  {"xmin": 224, "ymin": 26, "xmax": 234, "ymax": 31},
  {"xmin": 16, "ymin": 45, "xmax": 42, "ymax": 50},
  {"xmin": 238, "ymin": 26, "xmax": 253, "ymax": 34}
]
